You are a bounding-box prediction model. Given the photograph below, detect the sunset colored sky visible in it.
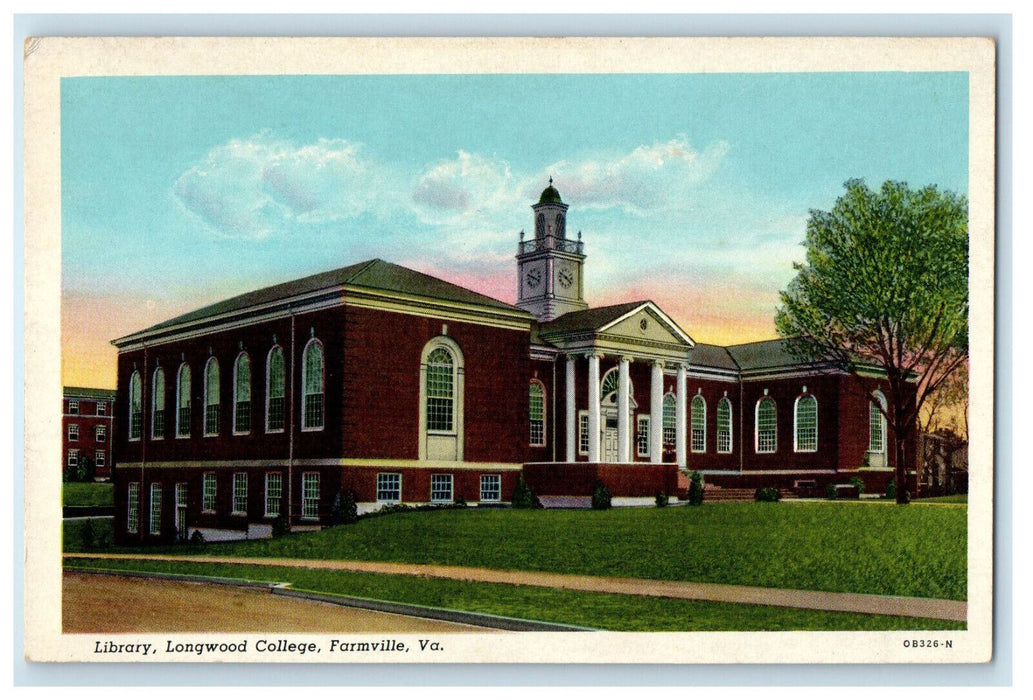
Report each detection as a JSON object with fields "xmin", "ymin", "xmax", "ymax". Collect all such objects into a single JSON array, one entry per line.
[{"xmin": 61, "ymin": 72, "xmax": 968, "ymax": 389}]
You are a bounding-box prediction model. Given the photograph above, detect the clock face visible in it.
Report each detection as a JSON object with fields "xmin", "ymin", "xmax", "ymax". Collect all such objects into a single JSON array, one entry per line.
[
  {"xmin": 526, "ymin": 267, "xmax": 542, "ymax": 288},
  {"xmin": 558, "ymin": 266, "xmax": 574, "ymax": 289}
]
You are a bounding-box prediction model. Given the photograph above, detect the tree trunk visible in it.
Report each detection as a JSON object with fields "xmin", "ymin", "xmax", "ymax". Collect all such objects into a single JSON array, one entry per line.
[{"xmin": 895, "ymin": 425, "xmax": 910, "ymax": 504}]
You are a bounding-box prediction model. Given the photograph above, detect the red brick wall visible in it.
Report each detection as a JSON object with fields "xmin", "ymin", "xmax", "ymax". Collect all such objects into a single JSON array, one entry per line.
[
  {"xmin": 682, "ymin": 377, "xmax": 741, "ymax": 472},
  {"xmin": 63, "ymin": 397, "xmax": 114, "ymax": 479}
]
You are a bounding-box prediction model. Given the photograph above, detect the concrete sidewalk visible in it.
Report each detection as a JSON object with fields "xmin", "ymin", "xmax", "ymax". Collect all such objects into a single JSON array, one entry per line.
[{"xmin": 65, "ymin": 553, "xmax": 967, "ymax": 622}]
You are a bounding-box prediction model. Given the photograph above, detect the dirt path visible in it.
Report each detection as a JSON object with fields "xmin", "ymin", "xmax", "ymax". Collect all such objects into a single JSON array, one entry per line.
[
  {"xmin": 66, "ymin": 553, "xmax": 967, "ymax": 622},
  {"xmin": 63, "ymin": 572, "xmax": 482, "ymax": 633}
]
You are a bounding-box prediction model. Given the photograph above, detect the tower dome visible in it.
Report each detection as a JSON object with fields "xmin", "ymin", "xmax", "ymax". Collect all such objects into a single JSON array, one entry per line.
[{"xmin": 539, "ymin": 177, "xmax": 562, "ymax": 204}]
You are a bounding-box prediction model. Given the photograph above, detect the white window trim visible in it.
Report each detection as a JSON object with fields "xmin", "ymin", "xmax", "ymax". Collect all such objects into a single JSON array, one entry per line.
[
  {"xmin": 96, "ymin": 401, "xmax": 106, "ymax": 416},
  {"xmin": 176, "ymin": 363, "xmax": 191, "ymax": 439},
  {"xmin": 430, "ymin": 473, "xmax": 454, "ymax": 504},
  {"xmin": 793, "ymin": 394, "xmax": 819, "ymax": 453},
  {"xmin": 202, "ymin": 472, "xmax": 217, "ymax": 513},
  {"xmin": 127, "ymin": 482, "xmax": 140, "ymax": 534},
  {"xmin": 636, "ymin": 414, "xmax": 651, "ymax": 458},
  {"xmin": 96, "ymin": 424, "xmax": 106, "ymax": 442},
  {"xmin": 302, "ymin": 471, "xmax": 321, "ymax": 520},
  {"xmin": 869, "ymin": 391, "xmax": 888, "ymax": 454},
  {"xmin": 68, "ymin": 424, "xmax": 79, "ymax": 442},
  {"xmin": 265, "ymin": 345, "xmax": 286, "ymax": 434},
  {"xmin": 578, "ymin": 409, "xmax": 589, "ymax": 456},
  {"xmin": 233, "ymin": 352, "xmax": 252, "ymax": 436},
  {"xmin": 264, "ymin": 471, "xmax": 283, "ymax": 518},
  {"xmin": 151, "ymin": 367, "xmax": 165, "ymax": 441},
  {"xmin": 128, "ymin": 371, "xmax": 142, "ymax": 442},
  {"xmin": 529, "ymin": 379, "xmax": 546, "ymax": 447},
  {"xmin": 716, "ymin": 397, "xmax": 733, "ymax": 454},
  {"xmin": 203, "ymin": 357, "xmax": 220, "ymax": 437},
  {"xmin": 68, "ymin": 400, "xmax": 79, "ymax": 415},
  {"xmin": 232, "ymin": 472, "xmax": 248, "ymax": 515},
  {"xmin": 149, "ymin": 483, "xmax": 162, "ymax": 535},
  {"xmin": 755, "ymin": 397, "xmax": 777, "ymax": 454},
  {"xmin": 300, "ymin": 338, "xmax": 325, "ymax": 432},
  {"xmin": 418, "ymin": 336, "xmax": 465, "ymax": 461},
  {"xmin": 480, "ymin": 474, "xmax": 502, "ymax": 503},
  {"xmin": 376, "ymin": 472, "xmax": 402, "ymax": 504},
  {"xmin": 95, "ymin": 450, "xmax": 106, "ymax": 468},
  {"xmin": 691, "ymin": 395, "xmax": 707, "ymax": 453},
  {"xmin": 67, "ymin": 448, "xmax": 79, "ymax": 467}
]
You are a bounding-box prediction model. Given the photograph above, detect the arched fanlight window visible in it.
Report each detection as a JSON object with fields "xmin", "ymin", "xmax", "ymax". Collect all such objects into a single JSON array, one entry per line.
[
  {"xmin": 795, "ymin": 394, "xmax": 818, "ymax": 452},
  {"xmin": 151, "ymin": 367, "xmax": 165, "ymax": 439},
  {"xmin": 266, "ymin": 346, "xmax": 285, "ymax": 433},
  {"xmin": 128, "ymin": 371, "xmax": 142, "ymax": 440},
  {"xmin": 233, "ymin": 352, "xmax": 251, "ymax": 434},
  {"xmin": 755, "ymin": 397, "xmax": 777, "ymax": 454},
  {"xmin": 662, "ymin": 393, "xmax": 677, "ymax": 446},
  {"xmin": 302, "ymin": 339, "xmax": 324, "ymax": 430},
  {"xmin": 717, "ymin": 397, "xmax": 733, "ymax": 454},
  {"xmin": 529, "ymin": 380, "xmax": 546, "ymax": 446},
  {"xmin": 203, "ymin": 357, "xmax": 220, "ymax": 436},
  {"xmin": 691, "ymin": 394, "xmax": 707, "ymax": 453},
  {"xmin": 176, "ymin": 364, "xmax": 191, "ymax": 437},
  {"xmin": 425, "ymin": 347, "xmax": 455, "ymax": 432}
]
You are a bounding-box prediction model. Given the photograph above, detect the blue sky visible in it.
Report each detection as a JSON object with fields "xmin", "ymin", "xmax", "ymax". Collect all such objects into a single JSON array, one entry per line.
[{"xmin": 61, "ymin": 71, "xmax": 969, "ymax": 387}]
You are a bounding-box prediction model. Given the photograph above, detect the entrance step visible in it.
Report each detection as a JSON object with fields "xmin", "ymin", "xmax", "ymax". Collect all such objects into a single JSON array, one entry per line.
[{"xmin": 538, "ymin": 496, "xmax": 592, "ymax": 509}]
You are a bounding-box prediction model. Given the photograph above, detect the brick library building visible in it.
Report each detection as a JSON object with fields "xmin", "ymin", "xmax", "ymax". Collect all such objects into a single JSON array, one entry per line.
[
  {"xmin": 112, "ymin": 183, "xmax": 914, "ymax": 544},
  {"xmin": 62, "ymin": 387, "xmax": 116, "ymax": 481}
]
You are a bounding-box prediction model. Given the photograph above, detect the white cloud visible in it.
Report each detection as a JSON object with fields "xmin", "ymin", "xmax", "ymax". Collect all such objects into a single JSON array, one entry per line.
[
  {"xmin": 542, "ymin": 135, "xmax": 729, "ymax": 214},
  {"xmin": 173, "ymin": 133, "xmax": 381, "ymax": 239}
]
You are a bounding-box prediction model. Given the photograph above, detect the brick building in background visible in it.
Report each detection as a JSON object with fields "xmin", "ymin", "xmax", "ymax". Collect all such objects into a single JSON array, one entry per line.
[
  {"xmin": 62, "ymin": 387, "xmax": 116, "ymax": 481},
  {"xmin": 111, "ymin": 184, "xmax": 915, "ymax": 544}
]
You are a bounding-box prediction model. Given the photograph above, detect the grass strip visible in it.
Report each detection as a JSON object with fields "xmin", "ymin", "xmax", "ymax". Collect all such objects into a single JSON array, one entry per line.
[
  {"xmin": 62, "ymin": 482, "xmax": 113, "ymax": 508},
  {"xmin": 66, "ymin": 557, "xmax": 965, "ymax": 633}
]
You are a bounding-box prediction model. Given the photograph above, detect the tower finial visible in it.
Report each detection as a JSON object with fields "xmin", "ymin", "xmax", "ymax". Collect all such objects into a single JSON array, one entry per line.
[{"xmin": 549, "ymin": 176, "xmax": 553, "ymax": 186}]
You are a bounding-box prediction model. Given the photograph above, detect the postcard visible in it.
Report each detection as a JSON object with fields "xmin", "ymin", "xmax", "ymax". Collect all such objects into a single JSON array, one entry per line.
[{"xmin": 23, "ymin": 36, "xmax": 995, "ymax": 665}]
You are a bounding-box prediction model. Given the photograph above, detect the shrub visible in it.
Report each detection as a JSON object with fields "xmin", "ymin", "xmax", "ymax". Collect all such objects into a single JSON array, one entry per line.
[
  {"xmin": 189, "ymin": 530, "xmax": 206, "ymax": 547},
  {"xmin": 755, "ymin": 487, "xmax": 781, "ymax": 502},
  {"xmin": 591, "ymin": 482, "xmax": 612, "ymax": 510},
  {"xmin": 687, "ymin": 471, "xmax": 705, "ymax": 506},
  {"xmin": 654, "ymin": 491, "xmax": 669, "ymax": 508},
  {"xmin": 454, "ymin": 495, "xmax": 467, "ymax": 508},
  {"xmin": 78, "ymin": 518, "xmax": 96, "ymax": 550},
  {"xmin": 512, "ymin": 477, "xmax": 541, "ymax": 509},
  {"xmin": 849, "ymin": 476, "xmax": 866, "ymax": 496},
  {"xmin": 884, "ymin": 479, "xmax": 897, "ymax": 500},
  {"xmin": 331, "ymin": 490, "xmax": 359, "ymax": 525},
  {"xmin": 826, "ymin": 483, "xmax": 839, "ymax": 500},
  {"xmin": 272, "ymin": 513, "xmax": 291, "ymax": 537}
]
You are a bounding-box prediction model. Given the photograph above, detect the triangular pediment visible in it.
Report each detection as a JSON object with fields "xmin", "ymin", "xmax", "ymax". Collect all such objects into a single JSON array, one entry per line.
[{"xmin": 599, "ymin": 304, "xmax": 693, "ymax": 346}]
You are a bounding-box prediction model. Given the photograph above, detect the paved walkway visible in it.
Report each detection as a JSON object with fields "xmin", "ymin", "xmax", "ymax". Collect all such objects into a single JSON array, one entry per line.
[{"xmin": 65, "ymin": 553, "xmax": 966, "ymax": 622}]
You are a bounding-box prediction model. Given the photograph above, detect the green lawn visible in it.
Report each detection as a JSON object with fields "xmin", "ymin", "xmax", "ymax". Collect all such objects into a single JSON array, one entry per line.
[
  {"xmin": 66, "ymin": 559, "xmax": 965, "ymax": 632},
  {"xmin": 915, "ymin": 494, "xmax": 968, "ymax": 504},
  {"xmin": 62, "ymin": 482, "xmax": 113, "ymax": 508},
  {"xmin": 64, "ymin": 518, "xmax": 114, "ymax": 551},
  {"xmin": 98, "ymin": 501, "xmax": 966, "ymax": 601}
]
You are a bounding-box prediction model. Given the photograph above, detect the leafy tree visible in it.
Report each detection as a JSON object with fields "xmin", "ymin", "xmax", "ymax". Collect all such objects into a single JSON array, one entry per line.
[{"xmin": 776, "ymin": 180, "xmax": 968, "ymax": 504}]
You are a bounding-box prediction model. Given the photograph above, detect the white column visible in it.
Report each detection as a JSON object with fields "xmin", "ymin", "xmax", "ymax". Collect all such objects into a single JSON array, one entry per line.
[
  {"xmin": 650, "ymin": 361, "xmax": 664, "ymax": 464},
  {"xmin": 565, "ymin": 355, "xmax": 577, "ymax": 462},
  {"xmin": 587, "ymin": 353, "xmax": 601, "ymax": 463},
  {"xmin": 617, "ymin": 356, "xmax": 632, "ymax": 463},
  {"xmin": 676, "ymin": 363, "xmax": 688, "ymax": 468}
]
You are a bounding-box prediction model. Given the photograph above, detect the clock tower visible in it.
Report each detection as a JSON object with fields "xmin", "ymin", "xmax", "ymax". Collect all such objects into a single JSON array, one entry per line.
[{"xmin": 516, "ymin": 179, "xmax": 588, "ymax": 321}]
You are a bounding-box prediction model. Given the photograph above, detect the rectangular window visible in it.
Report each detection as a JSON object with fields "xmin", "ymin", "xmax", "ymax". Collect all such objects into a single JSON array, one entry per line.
[
  {"xmin": 176, "ymin": 482, "xmax": 188, "ymax": 508},
  {"xmin": 68, "ymin": 400, "xmax": 79, "ymax": 415},
  {"xmin": 302, "ymin": 472, "xmax": 320, "ymax": 519},
  {"xmin": 204, "ymin": 404, "xmax": 220, "ymax": 436},
  {"xmin": 578, "ymin": 411, "xmax": 589, "ymax": 456},
  {"xmin": 430, "ymin": 474, "xmax": 453, "ymax": 503},
  {"xmin": 869, "ymin": 402, "xmax": 885, "ymax": 453},
  {"xmin": 265, "ymin": 472, "xmax": 282, "ymax": 517},
  {"xmin": 376, "ymin": 472, "xmax": 401, "ymax": 504},
  {"xmin": 127, "ymin": 482, "xmax": 139, "ymax": 533},
  {"xmin": 267, "ymin": 396, "xmax": 285, "ymax": 432},
  {"xmin": 480, "ymin": 474, "xmax": 501, "ymax": 503},
  {"xmin": 96, "ymin": 425, "xmax": 106, "ymax": 442},
  {"xmin": 529, "ymin": 383, "xmax": 545, "ymax": 446},
  {"xmin": 691, "ymin": 398, "xmax": 706, "ymax": 453},
  {"xmin": 95, "ymin": 450, "xmax": 106, "ymax": 468},
  {"xmin": 97, "ymin": 401, "xmax": 106, "ymax": 416},
  {"xmin": 636, "ymin": 415, "xmax": 651, "ymax": 457},
  {"xmin": 235, "ymin": 400, "xmax": 251, "ymax": 434},
  {"xmin": 68, "ymin": 424, "xmax": 79, "ymax": 442},
  {"xmin": 232, "ymin": 472, "xmax": 248, "ymax": 514},
  {"xmin": 202, "ymin": 472, "xmax": 217, "ymax": 512},
  {"xmin": 717, "ymin": 399, "xmax": 732, "ymax": 454},
  {"xmin": 149, "ymin": 483, "xmax": 162, "ymax": 535},
  {"xmin": 67, "ymin": 448, "xmax": 79, "ymax": 467},
  {"xmin": 796, "ymin": 398, "xmax": 818, "ymax": 452}
]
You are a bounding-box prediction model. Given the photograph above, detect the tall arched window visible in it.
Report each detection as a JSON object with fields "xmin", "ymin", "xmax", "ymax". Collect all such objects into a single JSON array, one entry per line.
[
  {"xmin": 794, "ymin": 394, "xmax": 818, "ymax": 452},
  {"xmin": 529, "ymin": 380, "xmax": 546, "ymax": 446},
  {"xmin": 128, "ymin": 370, "xmax": 142, "ymax": 441},
  {"xmin": 302, "ymin": 339, "xmax": 324, "ymax": 430},
  {"xmin": 266, "ymin": 346, "xmax": 285, "ymax": 433},
  {"xmin": 176, "ymin": 364, "xmax": 191, "ymax": 438},
  {"xmin": 233, "ymin": 352, "xmax": 251, "ymax": 434},
  {"xmin": 755, "ymin": 397, "xmax": 777, "ymax": 453},
  {"xmin": 717, "ymin": 397, "xmax": 733, "ymax": 454},
  {"xmin": 869, "ymin": 391, "xmax": 887, "ymax": 454},
  {"xmin": 419, "ymin": 337, "xmax": 465, "ymax": 461},
  {"xmin": 426, "ymin": 348, "xmax": 454, "ymax": 432},
  {"xmin": 662, "ymin": 393, "xmax": 677, "ymax": 446},
  {"xmin": 151, "ymin": 367, "xmax": 165, "ymax": 439},
  {"xmin": 691, "ymin": 394, "xmax": 707, "ymax": 453},
  {"xmin": 204, "ymin": 357, "xmax": 220, "ymax": 436}
]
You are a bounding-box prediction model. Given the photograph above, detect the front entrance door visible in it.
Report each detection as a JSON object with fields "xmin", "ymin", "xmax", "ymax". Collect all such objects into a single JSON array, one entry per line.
[{"xmin": 602, "ymin": 415, "xmax": 619, "ymax": 461}]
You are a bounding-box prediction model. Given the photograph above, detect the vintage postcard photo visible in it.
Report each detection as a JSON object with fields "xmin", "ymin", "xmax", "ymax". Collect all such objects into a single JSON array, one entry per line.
[{"xmin": 22, "ymin": 36, "xmax": 995, "ymax": 665}]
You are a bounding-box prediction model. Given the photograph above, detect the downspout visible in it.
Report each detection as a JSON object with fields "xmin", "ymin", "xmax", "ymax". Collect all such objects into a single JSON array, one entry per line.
[
  {"xmin": 551, "ymin": 355, "xmax": 557, "ymax": 463},
  {"xmin": 738, "ymin": 374, "xmax": 744, "ymax": 474},
  {"xmin": 140, "ymin": 343, "xmax": 148, "ymax": 543},
  {"xmin": 288, "ymin": 308, "xmax": 296, "ymax": 527}
]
